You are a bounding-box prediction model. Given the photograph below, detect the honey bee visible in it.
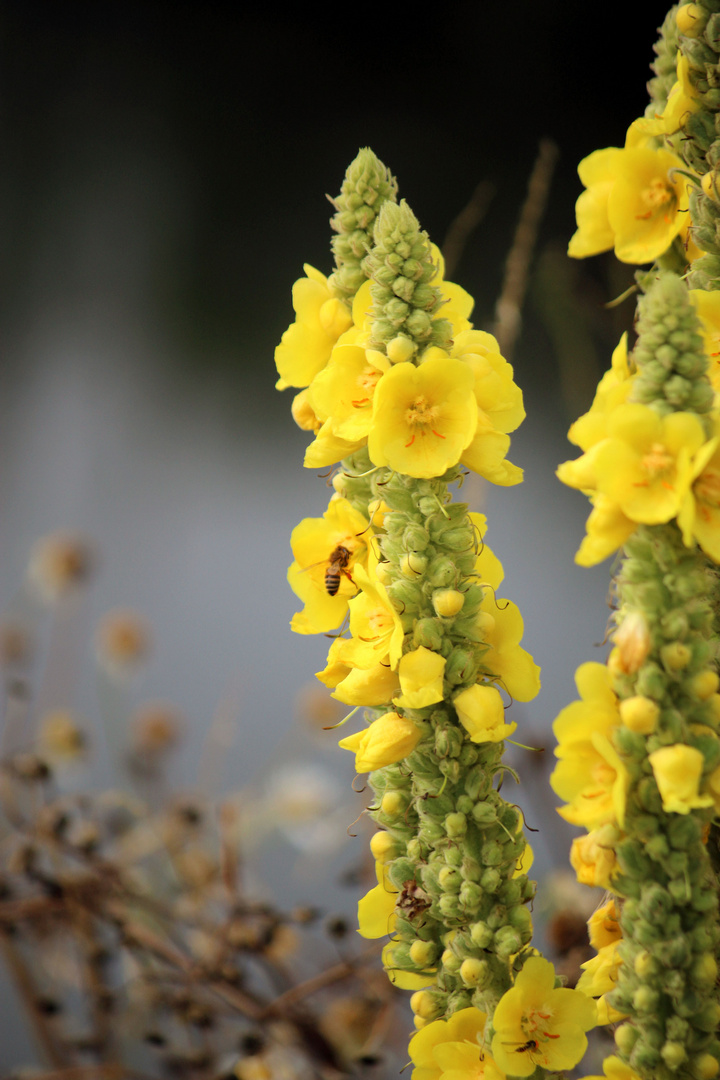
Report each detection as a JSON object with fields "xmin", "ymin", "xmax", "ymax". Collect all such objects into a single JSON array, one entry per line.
[{"xmin": 324, "ymin": 544, "xmax": 353, "ymax": 596}]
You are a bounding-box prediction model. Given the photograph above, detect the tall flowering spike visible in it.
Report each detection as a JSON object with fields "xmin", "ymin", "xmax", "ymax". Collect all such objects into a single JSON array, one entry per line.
[
  {"xmin": 364, "ymin": 199, "xmax": 454, "ymax": 358},
  {"xmin": 272, "ymin": 152, "xmax": 586, "ymax": 1075},
  {"xmin": 327, "ymin": 148, "xmax": 398, "ymax": 302},
  {"xmin": 560, "ymin": 10, "xmax": 720, "ymax": 1078}
]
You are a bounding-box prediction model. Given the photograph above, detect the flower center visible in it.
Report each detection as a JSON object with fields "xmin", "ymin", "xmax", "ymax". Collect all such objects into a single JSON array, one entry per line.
[
  {"xmin": 695, "ymin": 467, "xmax": 720, "ymax": 510},
  {"xmin": 404, "ymin": 395, "xmax": 445, "ymax": 447},
  {"xmin": 352, "ymin": 365, "xmax": 383, "ymax": 407},
  {"xmin": 640, "ymin": 442, "xmax": 674, "ymax": 484},
  {"xmin": 639, "ymin": 177, "xmax": 675, "ymax": 217}
]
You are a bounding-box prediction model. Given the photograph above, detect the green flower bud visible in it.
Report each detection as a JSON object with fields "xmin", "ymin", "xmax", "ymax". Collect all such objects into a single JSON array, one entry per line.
[
  {"xmin": 507, "ymin": 905, "xmax": 533, "ymax": 938},
  {"xmin": 695, "ymin": 1003, "xmax": 720, "ymax": 1032},
  {"xmin": 441, "ymin": 948, "xmax": 461, "ymax": 973},
  {"xmin": 413, "ymin": 617, "xmax": 444, "ymax": 651},
  {"xmin": 388, "ymin": 858, "xmax": 417, "ymax": 889},
  {"xmin": 459, "ymin": 958, "xmax": 489, "ymax": 987},
  {"xmin": 438, "ymin": 866, "xmax": 461, "ymax": 893},
  {"xmin": 445, "ymin": 812, "xmax": 467, "ymax": 838},
  {"xmin": 444, "ymin": 648, "xmax": 477, "ymax": 686},
  {"xmin": 690, "ymin": 954, "xmax": 718, "ymax": 988},
  {"xmin": 661, "ymin": 641, "xmax": 693, "ymax": 670},
  {"xmin": 437, "ymin": 893, "xmax": 461, "ymax": 920},
  {"xmin": 409, "ymin": 939, "xmax": 438, "ymax": 967},
  {"xmin": 425, "ymin": 555, "xmax": 457, "ymax": 587},
  {"xmin": 615, "ymin": 1023, "xmax": 639, "ymax": 1056},
  {"xmin": 403, "ymin": 524, "xmax": 429, "ymax": 551},
  {"xmin": 445, "ymin": 846, "xmax": 462, "ymax": 868},
  {"xmin": 691, "ymin": 1053, "xmax": 720, "ymax": 1080},
  {"xmin": 480, "ymin": 867, "xmax": 502, "ymax": 893},
  {"xmin": 631, "ymin": 1043, "xmax": 662, "ymax": 1072},
  {"xmin": 472, "ymin": 802, "xmax": 497, "ymax": 826},
  {"xmin": 433, "ymin": 588, "xmax": 464, "ymax": 618},
  {"xmin": 494, "ymin": 925, "xmax": 522, "ymax": 959},
  {"xmin": 470, "ymin": 921, "xmax": 493, "ymax": 948},
  {"xmin": 459, "ymin": 881, "xmax": 482, "ymax": 909},
  {"xmin": 634, "ymin": 986, "xmax": 661, "ymax": 1013},
  {"xmin": 400, "ymin": 552, "xmax": 428, "ymax": 579}
]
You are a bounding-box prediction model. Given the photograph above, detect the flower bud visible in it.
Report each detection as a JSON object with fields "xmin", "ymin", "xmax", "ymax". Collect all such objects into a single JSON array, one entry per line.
[
  {"xmin": 634, "ymin": 987, "xmax": 660, "ymax": 1013},
  {"xmin": 677, "ymin": 3, "xmax": 703, "ymax": 34},
  {"xmin": 441, "ymin": 948, "xmax": 461, "ymax": 972},
  {"xmin": 438, "ymin": 867, "xmax": 461, "ymax": 893},
  {"xmin": 480, "ymin": 867, "xmax": 501, "ymax": 893},
  {"xmin": 433, "ymin": 589, "xmax": 464, "ymax": 618},
  {"xmin": 615, "ymin": 1024, "xmax": 639, "ymax": 1055},
  {"xmin": 613, "ymin": 610, "xmax": 651, "ymax": 674},
  {"xmin": 459, "ymin": 958, "xmax": 488, "ymax": 987},
  {"xmin": 387, "ymin": 334, "xmax": 416, "ymax": 363},
  {"xmin": 458, "ymin": 881, "xmax": 482, "ymax": 909},
  {"xmin": 470, "ymin": 921, "xmax": 493, "ymax": 948},
  {"xmin": 409, "ymin": 939, "xmax": 437, "ymax": 967},
  {"xmin": 437, "ymin": 893, "xmax": 461, "ymax": 919},
  {"xmin": 691, "ymin": 1054, "xmax": 720, "ymax": 1080},
  {"xmin": 400, "ymin": 552, "xmax": 427, "ymax": 579},
  {"xmin": 620, "ymin": 695, "xmax": 659, "ymax": 734},
  {"xmin": 690, "ymin": 954, "xmax": 718, "ymax": 988},
  {"xmin": 413, "ymin": 618, "xmax": 444, "ymax": 651},
  {"xmin": 381, "ymin": 790, "xmax": 405, "ymax": 817},
  {"xmin": 494, "ymin": 925, "xmax": 522, "ymax": 958},
  {"xmin": 445, "ymin": 812, "xmax": 467, "ymax": 839},
  {"xmin": 409, "ymin": 991, "xmax": 442, "ymax": 1020},
  {"xmin": 689, "ymin": 670, "xmax": 720, "ymax": 700},
  {"xmin": 661, "ymin": 641, "xmax": 692, "ymax": 670},
  {"xmin": 427, "ymin": 556, "xmax": 457, "ymax": 587},
  {"xmin": 370, "ymin": 831, "xmax": 396, "ymax": 862}
]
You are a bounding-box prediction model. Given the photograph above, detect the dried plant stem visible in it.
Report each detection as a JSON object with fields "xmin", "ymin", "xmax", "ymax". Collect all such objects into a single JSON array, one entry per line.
[
  {"xmin": 441, "ymin": 180, "xmax": 496, "ymax": 280},
  {"xmin": 0, "ymin": 932, "xmax": 71, "ymax": 1068},
  {"xmin": 266, "ymin": 946, "xmax": 382, "ymax": 1013},
  {"xmin": 493, "ymin": 138, "xmax": 559, "ymax": 359}
]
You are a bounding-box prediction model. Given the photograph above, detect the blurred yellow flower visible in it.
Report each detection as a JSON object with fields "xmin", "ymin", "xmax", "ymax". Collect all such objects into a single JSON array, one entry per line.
[{"xmin": 648, "ymin": 744, "xmax": 714, "ymax": 814}]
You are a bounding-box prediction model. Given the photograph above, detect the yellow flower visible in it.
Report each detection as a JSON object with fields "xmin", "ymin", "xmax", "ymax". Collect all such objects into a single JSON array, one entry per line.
[
  {"xmin": 357, "ymin": 860, "xmax": 397, "ymax": 938},
  {"xmin": 408, "ymin": 1007, "xmax": 505, "ymax": 1080},
  {"xmin": 568, "ymin": 334, "xmax": 634, "ymax": 452},
  {"xmin": 316, "ymin": 638, "xmax": 401, "ymax": 706},
  {"xmin": 587, "ymin": 897, "xmax": 621, "ymax": 951},
  {"xmin": 303, "ymin": 418, "xmax": 365, "ymax": 469},
  {"xmin": 394, "ymin": 647, "xmax": 447, "ymax": 709},
  {"xmin": 476, "ymin": 595, "xmax": 541, "ymax": 702},
  {"xmin": 288, "ymin": 498, "xmax": 369, "ymax": 634},
  {"xmin": 575, "ymin": 494, "xmax": 637, "ymax": 567},
  {"xmin": 338, "ymin": 711, "xmax": 422, "ymax": 773},
  {"xmin": 689, "ymin": 288, "xmax": 720, "ymax": 394},
  {"xmin": 275, "ymin": 266, "xmax": 353, "ymax": 389},
  {"xmin": 568, "ymin": 137, "xmax": 689, "ymax": 265},
  {"xmin": 452, "ymin": 330, "xmax": 525, "ymax": 434},
  {"xmin": 491, "ymin": 956, "xmax": 596, "ymax": 1077},
  {"xmin": 307, "ymin": 343, "xmax": 391, "ymax": 443},
  {"xmin": 553, "ymin": 729, "xmax": 629, "ymax": 830},
  {"xmin": 368, "ymin": 357, "xmax": 478, "ymax": 478},
  {"xmin": 632, "ymin": 54, "xmax": 700, "ymax": 138},
  {"xmin": 578, "ymin": 1055, "xmax": 643, "ymax": 1080},
  {"xmin": 471, "ymin": 513, "xmax": 505, "ymax": 590},
  {"xmin": 453, "ymin": 683, "xmax": 517, "ymax": 743},
  {"xmin": 648, "ymin": 744, "xmax": 714, "ymax": 814},
  {"xmin": 591, "ymin": 403, "xmax": 706, "ymax": 523},
  {"xmin": 570, "ymin": 827, "xmax": 618, "ymax": 890},
  {"xmin": 678, "ymin": 433, "xmax": 720, "ymax": 561},
  {"xmin": 340, "ymin": 560, "xmax": 405, "ymax": 670}
]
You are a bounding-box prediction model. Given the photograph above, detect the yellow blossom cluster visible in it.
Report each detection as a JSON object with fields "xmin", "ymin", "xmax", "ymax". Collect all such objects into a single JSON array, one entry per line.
[{"xmin": 275, "ymin": 250, "xmax": 525, "ymax": 484}]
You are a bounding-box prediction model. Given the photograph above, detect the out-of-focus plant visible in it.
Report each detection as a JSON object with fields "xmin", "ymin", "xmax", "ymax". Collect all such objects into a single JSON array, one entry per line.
[
  {"xmin": 557, "ymin": 5, "xmax": 720, "ymax": 1080},
  {"xmin": 0, "ymin": 534, "xmax": 407, "ymax": 1079}
]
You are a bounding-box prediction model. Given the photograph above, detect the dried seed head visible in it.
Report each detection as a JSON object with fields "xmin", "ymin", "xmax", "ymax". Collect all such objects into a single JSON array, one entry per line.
[
  {"xmin": 38, "ymin": 710, "xmax": 86, "ymax": 762},
  {"xmin": 28, "ymin": 533, "xmax": 93, "ymax": 601},
  {"xmin": 0, "ymin": 620, "xmax": 33, "ymax": 666},
  {"xmin": 95, "ymin": 609, "xmax": 151, "ymax": 678},
  {"xmin": 130, "ymin": 702, "xmax": 182, "ymax": 755}
]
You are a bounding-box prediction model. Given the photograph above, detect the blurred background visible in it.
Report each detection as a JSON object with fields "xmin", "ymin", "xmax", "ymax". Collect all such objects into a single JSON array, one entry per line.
[{"xmin": 0, "ymin": 1, "xmax": 672, "ymax": 1069}]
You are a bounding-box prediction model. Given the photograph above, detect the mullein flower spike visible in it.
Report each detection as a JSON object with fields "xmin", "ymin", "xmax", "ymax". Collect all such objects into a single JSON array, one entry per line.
[
  {"xmin": 276, "ymin": 149, "xmax": 598, "ymax": 1078},
  {"xmin": 560, "ymin": 6, "xmax": 720, "ymax": 1080}
]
